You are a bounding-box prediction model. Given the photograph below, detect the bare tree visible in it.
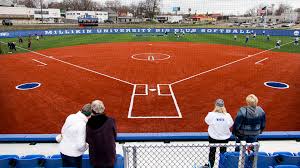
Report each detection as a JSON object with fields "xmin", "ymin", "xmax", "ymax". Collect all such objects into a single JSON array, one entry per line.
[
  {"xmin": 128, "ymin": 3, "xmax": 139, "ymax": 17},
  {"xmin": 294, "ymin": 8, "xmax": 300, "ymax": 12},
  {"xmin": 18, "ymin": 0, "xmax": 38, "ymax": 8},
  {"xmin": 144, "ymin": 0, "xmax": 160, "ymax": 18},
  {"xmin": 244, "ymin": 7, "xmax": 257, "ymax": 16},
  {"xmin": 105, "ymin": 0, "xmax": 121, "ymax": 13},
  {"xmin": 275, "ymin": 3, "xmax": 292, "ymax": 16}
]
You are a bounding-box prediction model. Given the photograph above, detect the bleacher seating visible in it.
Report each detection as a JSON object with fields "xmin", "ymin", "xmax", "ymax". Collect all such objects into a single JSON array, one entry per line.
[
  {"xmin": 272, "ymin": 152, "xmax": 300, "ymax": 166},
  {"xmin": 273, "ymin": 152, "xmax": 295, "ymax": 156},
  {"xmin": 44, "ymin": 154, "xmax": 62, "ymax": 168},
  {"xmin": 82, "ymin": 154, "xmax": 92, "ymax": 168},
  {"xmin": 0, "ymin": 155, "xmax": 18, "ymax": 168},
  {"xmin": 274, "ymin": 165, "xmax": 299, "ymax": 168},
  {"xmin": 0, "ymin": 154, "xmax": 124, "ymax": 168},
  {"xmin": 219, "ymin": 152, "xmax": 240, "ymax": 168},
  {"xmin": 16, "ymin": 154, "xmax": 45, "ymax": 168}
]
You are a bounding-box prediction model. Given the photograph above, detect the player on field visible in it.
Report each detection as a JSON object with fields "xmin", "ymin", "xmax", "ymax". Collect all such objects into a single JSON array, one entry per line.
[
  {"xmin": 294, "ymin": 37, "xmax": 299, "ymax": 46},
  {"xmin": 275, "ymin": 40, "xmax": 281, "ymax": 49},
  {"xmin": 266, "ymin": 34, "xmax": 270, "ymax": 41},
  {"xmin": 245, "ymin": 35, "xmax": 249, "ymax": 44},
  {"xmin": 28, "ymin": 37, "xmax": 32, "ymax": 49},
  {"xmin": 253, "ymin": 33, "xmax": 256, "ymax": 40},
  {"xmin": 234, "ymin": 35, "xmax": 237, "ymax": 40}
]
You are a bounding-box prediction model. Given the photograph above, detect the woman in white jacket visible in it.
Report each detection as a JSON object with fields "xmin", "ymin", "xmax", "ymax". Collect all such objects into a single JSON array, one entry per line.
[{"xmin": 205, "ymin": 99, "xmax": 234, "ymax": 168}]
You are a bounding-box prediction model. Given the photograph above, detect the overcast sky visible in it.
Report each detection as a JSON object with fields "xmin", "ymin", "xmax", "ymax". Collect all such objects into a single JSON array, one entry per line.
[{"xmin": 52, "ymin": 0, "xmax": 300, "ymax": 15}]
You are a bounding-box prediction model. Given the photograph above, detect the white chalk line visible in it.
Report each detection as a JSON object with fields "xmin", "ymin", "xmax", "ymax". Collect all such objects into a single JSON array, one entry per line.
[
  {"xmin": 0, "ymin": 41, "xmax": 134, "ymax": 86},
  {"xmin": 255, "ymin": 57, "xmax": 269, "ymax": 65},
  {"xmin": 170, "ymin": 41, "xmax": 294, "ymax": 85},
  {"xmin": 128, "ymin": 84, "xmax": 182, "ymax": 118},
  {"xmin": 32, "ymin": 59, "xmax": 47, "ymax": 66}
]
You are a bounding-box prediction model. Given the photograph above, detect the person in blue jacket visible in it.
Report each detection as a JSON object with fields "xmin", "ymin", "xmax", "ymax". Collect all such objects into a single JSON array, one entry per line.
[{"xmin": 232, "ymin": 94, "xmax": 266, "ymax": 151}]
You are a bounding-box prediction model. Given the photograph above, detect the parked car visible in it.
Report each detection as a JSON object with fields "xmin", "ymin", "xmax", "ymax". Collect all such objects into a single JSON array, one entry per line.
[
  {"xmin": 104, "ymin": 19, "xmax": 115, "ymax": 24},
  {"xmin": 2, "ymin": 19, "xmax": 13, "ymax": 26}
]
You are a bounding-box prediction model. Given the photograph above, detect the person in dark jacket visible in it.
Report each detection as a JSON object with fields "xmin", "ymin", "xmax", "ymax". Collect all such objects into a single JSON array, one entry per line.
[
  {"xmin": 232, "ymin": 94, "xmax": 266, "ymax": 151},
  {"xmin": 86, "ymin": 100, "xmax": 117, "ymax": 168}
]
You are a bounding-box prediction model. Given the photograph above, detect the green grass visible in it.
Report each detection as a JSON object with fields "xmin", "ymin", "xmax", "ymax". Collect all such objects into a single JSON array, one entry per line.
[{"xmin": 0, "ymin": 33, "xmax": 299, "ymax": 55}]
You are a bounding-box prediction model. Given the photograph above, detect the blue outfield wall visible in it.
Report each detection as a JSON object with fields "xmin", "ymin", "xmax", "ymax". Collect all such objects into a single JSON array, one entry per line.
[
  {"xmin": 0, "ymin": 132, "xmax": 299, "ymax": 142},
  {"xmin": 0, "ymin": 28, "xmax": 299, "ymax": 38}
]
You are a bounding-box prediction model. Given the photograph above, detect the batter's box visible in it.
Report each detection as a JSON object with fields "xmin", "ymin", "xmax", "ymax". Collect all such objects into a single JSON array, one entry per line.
[
  {"xmin": 128, "ymin": 84, "xmax": 182, "ymax": 119},
  {"xmin": 157, "ymin": 84, "xmax": 172, "ymax": 96},
  {"xmin": 134, "ymin": 84, "xmax": 148, "ymax": 95}
]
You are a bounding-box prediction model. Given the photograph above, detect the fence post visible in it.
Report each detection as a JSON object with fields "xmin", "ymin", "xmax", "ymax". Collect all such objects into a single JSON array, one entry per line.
[
  {"xmin": 252, "ymin": 142, "xmax": 260, "ymax": 168},
  {"xmin": 238, "ymin": 141, "xmax": 246, "ymax": 168},
  {"xmin": 133, "ymin": 146, "xmax": 137, "ymax": 168},
  {"xmin": 123, "ymin": 146, "xmax": 128, "ymax": 168}
]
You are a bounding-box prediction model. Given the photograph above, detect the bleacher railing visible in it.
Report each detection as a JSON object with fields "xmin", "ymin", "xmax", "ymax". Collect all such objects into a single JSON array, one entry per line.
[{"xmin": 123, "ymin": 142, "xmax": 259, "ymax": 168}]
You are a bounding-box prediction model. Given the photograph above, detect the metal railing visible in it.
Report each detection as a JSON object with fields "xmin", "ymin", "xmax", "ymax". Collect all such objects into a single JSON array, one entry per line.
[{"xmin": 123, "ymin": 141, "xmax": 259, "ymax": 168}]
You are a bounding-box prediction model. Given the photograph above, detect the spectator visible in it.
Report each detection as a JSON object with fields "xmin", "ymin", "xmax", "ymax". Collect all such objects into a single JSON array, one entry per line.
[
  {"xmin": 56, "ymin": 104, "xmax": 92, "ymax": 168},
  {"xmin": 205, "ymin": 99, "xmax": 234, "ymax": 167},
  {"xmin": 232, "ymin": 94, "xmax": 266, "ymax": 151},
  {"xmin": 86, "ymin": 100, "xmax": 117, "ymax": 168}
]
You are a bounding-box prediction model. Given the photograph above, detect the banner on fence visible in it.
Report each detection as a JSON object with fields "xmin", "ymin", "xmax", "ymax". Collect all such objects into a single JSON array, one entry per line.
[{"xmin": 0, "ymin": 28, "xmax": 299, "ymax": 38}]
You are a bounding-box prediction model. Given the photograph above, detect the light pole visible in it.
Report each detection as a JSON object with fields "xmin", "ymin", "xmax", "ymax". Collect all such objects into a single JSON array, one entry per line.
[{"xmin": 40, "ymin": 0, "xmax": 43, "ymax": 23}]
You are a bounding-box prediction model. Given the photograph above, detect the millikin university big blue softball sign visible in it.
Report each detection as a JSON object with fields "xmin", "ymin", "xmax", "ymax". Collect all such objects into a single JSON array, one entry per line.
[{"xmin": 0, "ymin": 28, "xmax": 299, "ymax": 38}]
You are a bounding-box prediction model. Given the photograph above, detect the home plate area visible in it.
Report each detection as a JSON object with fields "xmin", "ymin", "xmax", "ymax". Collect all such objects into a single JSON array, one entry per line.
[{"xmin": 128, "ymin": 84, "xmax": 182, "ymax": 118}]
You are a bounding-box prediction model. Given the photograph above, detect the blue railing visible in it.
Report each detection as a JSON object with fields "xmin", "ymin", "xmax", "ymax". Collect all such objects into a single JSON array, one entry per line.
[{"xmin": 0, "ymin": 131, "xmax": 299, "ymax": 142}]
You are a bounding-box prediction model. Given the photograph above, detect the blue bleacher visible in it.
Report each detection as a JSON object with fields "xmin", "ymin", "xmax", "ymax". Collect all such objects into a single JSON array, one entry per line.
[
  {"xmin": 0, "ymin": 155, "xmax": 19, "ymax": 168},
  {"xmin": 219, "ymin": 152, "xmax": 240, "ymax": 168},
  {"xmin": 16, "ymin": 154, "xmax": 45, "ymax": 168},
  {"xmin": 271, "ymin": 152, "xmax": 300, "ymax": 166},
  {"xmin": 3, "ymin": 154, "xmax": 124, "ymax": 168},
  {"xmin": 44, "ymin": 154, "xmax": 62, "ymax": 168},
  {"xmin": 273, "ymin": 152, "xmax": 295, "ymax": 156},
  {"xmin": 274, "ymin": 165, "xmax": 299, "ymax": 168},
  {"xmin": 82, "ymin": 154, "xmax": 92, "ymax": 168}
]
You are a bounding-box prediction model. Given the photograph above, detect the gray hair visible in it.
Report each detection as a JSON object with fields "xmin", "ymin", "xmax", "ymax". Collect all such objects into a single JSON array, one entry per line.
[{"xmin": 91, "ymin": 100, "xmax": 105, "ymax": 114}]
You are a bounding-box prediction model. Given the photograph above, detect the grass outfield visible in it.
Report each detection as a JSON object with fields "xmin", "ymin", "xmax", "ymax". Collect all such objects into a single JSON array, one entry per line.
[{"xmin": 0, "ymin": 33, "xmax": 299, "ymax": 54}]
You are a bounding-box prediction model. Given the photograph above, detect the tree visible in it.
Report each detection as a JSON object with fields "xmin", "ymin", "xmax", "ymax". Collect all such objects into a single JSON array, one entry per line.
[
  {"xmin": 244, "ymin": 7, "xmax": 257, "ymax": 17},
  {"xmin": 105, "ymin": 0, "xmax": 121, "ymax": 13},
  {"xmin": 144, "ymin": 0, "xmax": 160, "ymax": 18},
  {"xmin": 18, "ymin": 0, "xmax": 38, "ymax": 8},
  {"xmin": 294, "ymin": 8, "xmax": 300, "ymax": 12},
  {"xmin": 275, "ymin": 3, "xmax": 292, "ymax": 16}
]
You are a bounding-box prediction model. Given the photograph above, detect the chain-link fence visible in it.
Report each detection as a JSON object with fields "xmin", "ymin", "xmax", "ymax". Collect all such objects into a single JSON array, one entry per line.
[{"xmin": 123, "ymin": 142, "xmax": 259, "ymax": 168}]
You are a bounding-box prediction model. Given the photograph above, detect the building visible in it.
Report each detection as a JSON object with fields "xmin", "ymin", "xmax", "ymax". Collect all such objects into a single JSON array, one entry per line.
[
  {"xmin": 155, "ymin": 15, "xmax": 183, "ymax": 23},
  {"xmin": 0, "ymin": 0, "xmax": 12, "ymax": 7},
  {"xmin": 191, "ymin": 15, "xmax": 216, "ymax": 22},
  {"xmin": 117, "ymin": 17, "xmax": 143, "ymax": 23},
  {"xmin": 0, "ymin": 6, "xmax": 61, "ymax": 23},
  {"xmin": 65, "ymin": 11, "xmax": 108, "ymax": 23},
  {"xmin": 281, "ymin": 11, "xmax": 299, "ymax": 23}
]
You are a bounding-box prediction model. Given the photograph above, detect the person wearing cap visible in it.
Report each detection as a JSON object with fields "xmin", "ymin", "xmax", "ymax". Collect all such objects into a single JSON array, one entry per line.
[
  {"xmin": 56, "ymin": 104, "xmax": 92, "ymax": 168},
  {"xmin": 232, "ymin": 94, "xmax": 266, "ymax": 151},
  {"xmin": 205, "ymin": 99, "xmax": 234, "ymax": 168},
  {"xmin": 86, "ymin": 100, "xmax": 117, "ymax": 168}
]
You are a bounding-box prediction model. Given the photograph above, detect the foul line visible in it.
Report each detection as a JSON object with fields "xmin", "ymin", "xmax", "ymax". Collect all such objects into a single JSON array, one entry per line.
[
  {"xmin": 32, "ymin": 59, "xmax": 47, "ymax": 66},
  {"xmin": 0, "ymin": 41, "xmax": 134, "ymax": 86},
  {"xmin": 170, "ymin": 41, "xmax": 294, "ymax": 85},
  {"xmin": 255, "ymin": 57, "xmax": 269, "ymax": 65}
]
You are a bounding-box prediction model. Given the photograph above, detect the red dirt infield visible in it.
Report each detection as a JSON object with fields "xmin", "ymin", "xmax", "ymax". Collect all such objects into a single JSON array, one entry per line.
[{"xmin": 0, "ymin": 42, "xmax": 299, "ymax": 134}]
